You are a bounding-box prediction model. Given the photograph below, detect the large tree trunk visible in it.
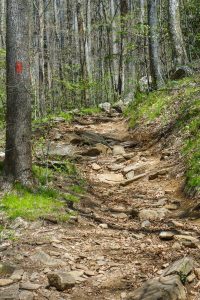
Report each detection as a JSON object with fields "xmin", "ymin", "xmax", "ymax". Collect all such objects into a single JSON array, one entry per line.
[
  {"xmin": 5, "ymin": 0, "xmax": 32, "ymax": 184},
  {"xmin": 0, "ymin": 0, "xmax": 6, "ymax": 48},
  {"xmin": 76, "ymin": 0, "xmax": 89, "ymax": 106},
  {"xmin": 110, "ymin": 0, "xmax": 119, "ymax": 93},
  {"xmin": 118, "ymin": 0, "xmax": 128, "ymax": 96},
  {"xmin": 147, "ymin": 0, "xmax": 164, "ymax": 89},
  {"xmin": 168, "ymin": 0, "xmax": 188, "ymax": 67}
]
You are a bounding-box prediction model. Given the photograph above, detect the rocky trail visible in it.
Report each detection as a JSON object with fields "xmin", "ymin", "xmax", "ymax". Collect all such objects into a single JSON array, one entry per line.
[{"xmin": 0, "ymin": 113, "xmax": 200, "ymax": 300}]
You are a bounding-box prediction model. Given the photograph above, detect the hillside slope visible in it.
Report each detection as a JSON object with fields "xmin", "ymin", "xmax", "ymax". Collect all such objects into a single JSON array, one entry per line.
[{"xmin": 125, "ymin": 75, "xmax": 200, "ymax": 199}]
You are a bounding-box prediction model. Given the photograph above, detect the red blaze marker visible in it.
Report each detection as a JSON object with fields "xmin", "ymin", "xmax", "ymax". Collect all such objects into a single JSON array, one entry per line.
[{"xmin": 15, "ymin": 61, "xmax": 23, "ymax": 74}]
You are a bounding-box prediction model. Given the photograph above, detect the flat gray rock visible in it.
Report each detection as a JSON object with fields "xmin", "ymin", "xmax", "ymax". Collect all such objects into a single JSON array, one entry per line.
[
  {"xmin": 19, "ymin": 282, "xmax": 41, "ymax": 291},
  {"xmin": 0, "ymin": 279, "xmax": 13, "ymax": 287},
  {"xmin": 31, "ymin": 250, "xmax": 65, "ymax": 267},
  {"xmin": 162, "ymin": 257, "xmax": 194, "ymax": 277},
  {"xmin": 123, "ymin": 162, "xmax": 146, "ymax": 174},
  {"xmin": 49, "ymin": 143, "xmax": 75, "ymax": 157},
  {"xmin": 97, "ymin": 173, "xmax": 124, "ymax": 184},
  {"xmin": 19, "ymin": 291, "xmax": 34, "ymax": 300},
  {"xmin": 0, "ymin": 284, "xmax": 19, "ymax": 300},
  {"xmin": 10, "ymin": 269, "xmax": 24, "ymax": 281},
  {"xmin": 99, "ymin": 102, "xmax": 111, "ymax": 113},
  {"xmin": 139, "ymin": 208, "xmax": 168, "ymax": 221},
  {"xmin": 113, "ymin": 145, "xmax": 125, "ymax": 156}
]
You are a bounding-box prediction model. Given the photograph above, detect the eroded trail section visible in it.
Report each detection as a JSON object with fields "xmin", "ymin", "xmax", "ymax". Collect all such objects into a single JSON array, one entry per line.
[{"xmin": 0, "ymin": 114, "xmax": 200, "ymax": 300}]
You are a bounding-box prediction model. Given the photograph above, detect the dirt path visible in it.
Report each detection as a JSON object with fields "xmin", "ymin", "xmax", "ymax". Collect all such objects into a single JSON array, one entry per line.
[{"xmin": 0, "ymin": 114, "xmax": 200, "ymax": 300}]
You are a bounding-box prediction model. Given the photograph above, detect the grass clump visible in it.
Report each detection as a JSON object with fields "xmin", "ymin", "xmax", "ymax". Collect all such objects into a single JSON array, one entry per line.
[
  {"xmin": 69, "ymin": 184, "xmax": 85, "ymax": 194},
  {"xmin": 179, "ymin": 92, "xmax": 200, "ymax": 193},
  {"xmin": 79, "ymin": 107, "xmax": 101, "ymax": 115},
  {"xmin": 50, "ymin": 160, "xmax": 77, "ymax": 175},
  {"xmin": 0, "ymin": 161, "xmax": 85, "ymax": 221},
  {"xmin": 63, "ymin": 193, "xmax": 80, "ymax": 203},
  {"xmin": 182, "ymin": 102, "xmax": 200, "ymax": 192},
  {"xmin": 57, "ymin": 111, "xmax": 74, "ymax": 122},
  {"xmin": 0, "ymin": 183, "xmax": 69, "ymax": 221},
  {"xmin": 124, "ymin": 90, "xmax": 172, "ymax": 127}
]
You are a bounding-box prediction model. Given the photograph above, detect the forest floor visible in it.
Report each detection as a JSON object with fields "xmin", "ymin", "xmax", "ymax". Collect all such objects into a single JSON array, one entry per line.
[{"xmin": 0, "ymin": 112, "xmax": 200, "ymax": 300}]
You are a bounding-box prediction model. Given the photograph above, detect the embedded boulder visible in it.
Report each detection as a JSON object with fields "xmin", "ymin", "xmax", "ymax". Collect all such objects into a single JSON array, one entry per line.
[{"xmin": 170, "ymin": 66, "xmax": 193, "ymax": 80}]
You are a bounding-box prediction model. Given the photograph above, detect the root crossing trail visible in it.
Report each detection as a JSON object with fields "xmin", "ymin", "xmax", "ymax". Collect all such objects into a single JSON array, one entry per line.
[{"xmin": 1, "ymin": 114, "xmax": 200, "ymax": 300}]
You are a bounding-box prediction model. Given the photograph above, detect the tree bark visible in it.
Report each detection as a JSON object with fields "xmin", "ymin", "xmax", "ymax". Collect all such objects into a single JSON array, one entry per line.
[
  {"xmin": 118, "ymin": 0, "xmax": 128, "ymax": 96},
  {"xmin": 147, "ymin": 0, "xmax": 164, "ymax": 89},
  {"xmin": 168, "ymin": 0, "xmax": 188, "ymax": 67},
  {"xmin": 5, "ymin": 0, "xmax": 32, "ymax": 184},
  {"xmin": 110, "ymin": 0, "xmax": 119, "ymax": 93},
  {"xmin": 0, "ymin": 0, "xmax": 6, "ymax": 48}
]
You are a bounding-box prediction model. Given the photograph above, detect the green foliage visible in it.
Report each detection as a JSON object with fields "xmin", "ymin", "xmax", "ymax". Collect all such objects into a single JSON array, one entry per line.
[
  {"xmin": 33, "ymin": 160, "xmax": 78, "ymax": 185},
  {"xmin": 179, "ymin": 272, "xmax": 188, "ymax": 285},
  {"xmin": 51, "ymin": 160, "xmax": 77, "ymax": 176},
  {"xmin": 33, "ymin": 111, "xmax": 74, "ymax": 125},
  {"xmin": 182, "ymin": 0, "xmax": 200, "ymax": 58},
  {"xmin": 33, "ymin": 106, "xmax": 100, "ymax": 125},
  {"xmin": 69, "ymin": 184, "xmax": 85, "ymax": 194},
  {"xmin": 58, "ymin": 111, "xmax": 74, "ymax": 122},
  {"xmin": 124, "ymin": 90, "xmax": 172, "ymax": 128},
  {"xmin": 79, "ymin": 107, "xmax": 101, "ymax": 115},
  {"xmin": 184, "ymin": 138, "xmax": 200, "ymax": 189},
  {"xmin": 32, "ymin": 165, "xmax": 53, "ymax": 185},
  {"xmin": 182, "ymin": 104, "xmax": 200, "ymax": 191},
  {"xmin": 63, "ymin": 193, "xmax": 79, "ymax": 203}
]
